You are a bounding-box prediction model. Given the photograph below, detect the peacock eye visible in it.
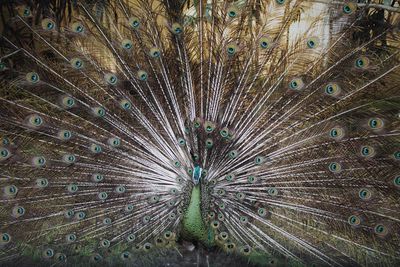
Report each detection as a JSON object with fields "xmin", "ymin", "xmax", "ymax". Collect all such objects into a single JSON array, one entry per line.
[
  {"xmin": 28, "ymin": 114, "xmax": 43, "ymax": 127},
  {"xmin": 115, "ymin": 185, "xmax": 126, "ymax": 194},
  {"xmin": 142, "ymin": 215, "xmax": 151, "ymax": 223},
  {"xmin": 348, "ymin": 215, "xmax": 361, "ymax": 226},
  {"xmin": 173, "ymin": 160, "xmax": 181, "ymax": 168},
  {"xmin": 108, "ymin": 137, "xmax": 121, "ymax": 147},
  {"xmin": 0, "ymin": 147, "xmax": 10, "ymax": 160},
  {"xmin": 169, "ymin": 188, "xmax": 178, "ymax": 195},
  {"xmin": 66, "ymin": 234, "xmax": 77, "ymax": 243},
  {"xmin": 394, "ymin": 175, "xmax": 400, "ymax": 187},
  {"xmin": 63, "ymin": 154, "xmax": 76, "ymax": 164},
  {"xmin": 241, "ymin": 245, "xmax": 252, "ymax": 255},
  {"xmin": 125, "ymin": 204, "xmax": 134, "ymax": 212},
  {"xmin": 343, "ymin": 3, "xmax": 356, "ymax": 14},
  {"xmin": 217, "ymin": 188, "xmax": 226, "ymax": 196},
  {"xmin": 72, "ymin": 22, "xmax": 84, "ymax": 33},
  {"xmin": 64, "ymin": 210, "xmax": 75, "ymax": 218},
  {"xmin": 217, "ymin": 213, "xmax": 225, "ymax": 221},
  {"xmin": 225, "ymin": 242, "xmax": 236, "ymax": 251},
  {"xmin": 92, "ymin": 253, "xmax": 103, "ymax": 262},
  {"xmin": 219, "ymin": 203, "xmax": 225, "ymax": 210},
  {"xmin": 239, "ymin": 216, "xmax": 248, "ymax": 224},
  {"xmin": 70, "ymin": 58, "xmax": 84, "ymax": 69},
  {"xmin": 121, "ymin": 39, "xmax": 133, "ymax": 50},
  {"xmin": 211, "ymin": 220, "xmax": 220, "ymax": 229},
  {"xmin": 129, "ymin": 17, "xmax": 140, "ymax": 29},
  {"xmin": 67, "ymin": 184, "xmax": 78, "ymax": 193},
  {"xmin": 26, "ymin": 72, "xmax": 40, "ymax": 83},
  {"xmin": 121, "ymin": 251, "xmax": 131, "ymax": 260},
  {"xmin": 62, "ymin": 96, "xmax": 75, "ymax": 108},
  {"xmin": 100, "ymin": 239, "xmax": 110, "ymax": 248},
  {"xmin": 149, "ymin": 195, "xmax": 160, "ymax": 204},
  {"xmin": 258, "ymin": 207, "xmax": 267, "ymax": 217},
  {"xmin": 220, "ymin": 127, "xmax": 229, "ymax": 138},
  {"xmin": 103, "ymin": 217, "xmax": 112, "ymax": 225},
  {"xmin": 328, "ymin": 162, "xmax": 342, "ymax": 173},
  {"xmin": 43, "ymin": 248, "xmax": 54, "ymax": 258},
  {"xmin": 0, "ymin": 62, "xmax": 5, "ymax": 71},
  {"xmin": 236, "ymin": 192, "xmax": 245, "ymax": 200},
  {"xmin": 374, "ymin": 224, "xmax": 387, "ymax": 236},
  {"xmin": 193, "ymin": 118, "xmax": 201, "ymax": 128},
  {"xmin": 76, "ymin": 211, "xmax": 86, "ymax": 220},
  {"xmin": 56, "ymin": 253, "xmax": 66, "ymax": 262},
  {"xmin": 368, "ymin": 118, "xmax": 383, "ymax": 129},
  {"xmin": 119, "ymin": 99, "xmax": 132, "ymax": 110},
  {"xmin": 150, "ymin": 47, "xmax": 161, "ymax": 58},
  {"xmin": 226, "ymin": 173, "xmax": 235, "ymax": 181},
  {"xmin": 204, "ymin": 121, "xmax": 215, "ymax": 133},
  {"xmin": 360, "ymin": 145, "xmax": 374, "ymax": 158},
  {"xmin": 58, "ymin": 130, "xmax": 72, "ymax": 140},
  {"xmin": 98, "ymin": 192, "xmax": 108, "ymax": 200},
  {"xmin": 163, "ymin": 230, "xmax": 173, "ymax": 240},
  {"xmin": 168, "ymin": 212, "xmax": 176, "ymax": 220},
  {"xmin": 177, "ymin": 137, "xmax": 186, "ymax": 146},
  {"xmin": 219, "ymin": 231, "xmax": 229, "ymax": 241},
  {"xmin": 4, "ymin": 185, "xmax": 18, "ymax": 196},
  {"xmin": 92, "ymin": 173, "xmax": 104, "ymax": 182},
  {"xmin": 324, "ymin": 82, "xmax": 341, "ymax": 96},
  {"xmin": 41, "ymin": 18, "xmax": 55, "ymax": 30},
  {"xmin": 268, "ymin": 187, "xmax": 278, "ymax": 196},
  {"xmin": 289, "ymin": 78, "xmax": 304, "ymax": 90},
  {"xmin": 166, "ymin": 200, "xmax": 176, "ymax": 207},
  {"xmin": 1, "ymin": 233, "xmax": 11, "ymax": 244},
  {"xmin": 255, "ymin": 156, "xmax": 264, "ymax": 165},
  {"xmin": 90, "ymin": 143, "xmax": 102, "ymax": 153},
  {"xmin": 12, "ymin": 206, "xmax": 25, "ymax": 217},
  {"xmin": 228, "ymin": 150, "xmax": 238, "ymax": 159},
  {"xmin": 23, "ymin": 7, "xmax": 31, "ymax": 17},
  {"xmin": 143, "ymin": 242, "xmax": 153, "ymax": 251},
  {"xmin": 126, "ymin": 233, "xmax": 136, "ymax": 242},
  {"xmin": 36, "ymin": 178, "xmax": 49, "ymax": 188},
  {"xmin": 306, "ymin": 38, "xmax": 319, "ymax": 49},
  {"xmin": 226, "ymin": 43, "xmax": 238, "ymax": 55},
  {"xmin": 32, "ymin": 156, "xmax": 46, "ymax": 167},
  {"xmin": 208, "ymin": 211, "xmax": 215, "ymax": 219},
  {"xmin": 172, "ymin": 23, "xmax": 183, "ymax": 34},
  {"xmin": 104, "ymin": 73, "xmax": 118, "ymax": 85},
  {"xmin": 276, "ymin": 0, "xmax": 286, "ymax": 4},
  {"xmin": 92, "ymin": 106, "xmax": 106, "ymax": 117},
  {"xmin": 329, "ymin": 126, "xmax": 344, "ymax": 139},
  {"xmin": 227, "ymin": 6, "xmax": 239, "ymax": 18},
  {"xmin": 2, "ymin": 137, "xmax": 9, "ymax": 145},
  {"xmin": 137, "ymin": 70, "xmax": 148, "ymax": 81},
  {"xmin": 205, "ymin": 138, "xmax": 214, "ymax": 148},
  {"xmin": 247, "ymin": 176, "xmax": 256, "ymax": 183},
  {"xmin": 176, "ymin": 176, "xmax": 184, "ymax": 183},
  {"xmin": 358, "ymin": 188, "xmax": 371, "ymax": 200},
  {"xmin": 355, "ymin": 56, "xmax": 369, "ymax": 69}
]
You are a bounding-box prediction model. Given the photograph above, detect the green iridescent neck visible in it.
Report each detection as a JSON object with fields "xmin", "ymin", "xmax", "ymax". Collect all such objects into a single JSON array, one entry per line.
[{"xmin": 182, "ymin": 184, "xmax": 214, "ymax": 247}]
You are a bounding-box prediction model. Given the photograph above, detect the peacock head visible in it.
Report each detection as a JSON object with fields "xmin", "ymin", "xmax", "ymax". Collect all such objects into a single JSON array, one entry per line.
[{"xmin": 192, "ymin": 165, "xmax": 202, "ymax": 185}]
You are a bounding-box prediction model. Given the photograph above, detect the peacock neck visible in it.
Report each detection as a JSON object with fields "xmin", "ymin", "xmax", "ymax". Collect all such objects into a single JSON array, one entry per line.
[{"xmin": 182, "ymin": 183, "xmax": 214, "ymax": 247}]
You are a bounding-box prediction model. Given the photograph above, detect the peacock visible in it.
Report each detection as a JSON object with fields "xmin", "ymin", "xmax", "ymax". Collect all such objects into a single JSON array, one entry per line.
[{"xmin": 0, "ymin": 0, "xmax": 400, "ymax": 266}]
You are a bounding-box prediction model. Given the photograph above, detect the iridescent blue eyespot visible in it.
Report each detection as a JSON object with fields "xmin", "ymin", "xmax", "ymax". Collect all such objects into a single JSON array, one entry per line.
[{"xmin": 129, "ymin": 17, "xmax": 140, "ymax": 29}]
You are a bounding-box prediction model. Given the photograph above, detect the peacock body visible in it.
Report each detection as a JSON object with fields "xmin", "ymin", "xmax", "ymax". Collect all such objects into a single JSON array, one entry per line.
[{"xmin": 0, "ymin": 0, "xmax": 400, "ymax": 266}]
